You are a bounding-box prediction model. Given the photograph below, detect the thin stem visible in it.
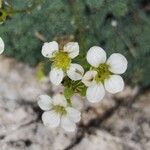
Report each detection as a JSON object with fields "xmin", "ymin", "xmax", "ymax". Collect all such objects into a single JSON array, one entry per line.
[{"xmin": 117, "ymin": 29, "xmax": 137, "ymax": 58}]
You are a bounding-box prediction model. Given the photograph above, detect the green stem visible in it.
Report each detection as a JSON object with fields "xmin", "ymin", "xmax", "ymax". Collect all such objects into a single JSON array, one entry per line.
[
  {"xmin": 66, "ymin": 98, "xmax": 72, "ymax": 107},
  {"xmin": 117, "ymin": 29, "xmax": 137, "ymax": 58}
]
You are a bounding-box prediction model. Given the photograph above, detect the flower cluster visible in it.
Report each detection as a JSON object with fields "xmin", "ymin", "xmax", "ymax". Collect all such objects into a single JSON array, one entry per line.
[
  {"xmin": 38, "ymin": 41, "xmax": 128, "ymax": 132},
  {"xmin": 0, "ymin": 37, "xmax": 4, "ymax": 54}
]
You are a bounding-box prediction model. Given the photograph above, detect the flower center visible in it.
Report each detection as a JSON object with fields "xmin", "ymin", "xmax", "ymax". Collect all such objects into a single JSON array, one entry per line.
[
  {"xmin": 95, "ymin": 63, "xmax": 111, "ymax": 83},
  {"xmin": 53, "ymin": 105, "xmax": 67, "ymax": 116},
  {"xmin": 53, "ymin": 51, "xmax": 71, "ymax": 70}
]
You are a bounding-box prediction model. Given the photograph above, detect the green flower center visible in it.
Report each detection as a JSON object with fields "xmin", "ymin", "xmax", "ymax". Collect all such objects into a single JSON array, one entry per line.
[
  {"xmin": 53, "ymin": 51, "xmax": 71, "ymax": 70},
  {"xmin": 95, "ymin": 63, "xmax": 111, "ymax": 83},
  {"xmin": 53, "ymin": 105, "xmax": 67, "ymax": 116}
]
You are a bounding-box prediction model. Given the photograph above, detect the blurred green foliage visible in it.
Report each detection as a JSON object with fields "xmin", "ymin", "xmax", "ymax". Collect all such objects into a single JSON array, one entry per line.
[{"xmin": 0, "ymin": 0, "xmax": 150, "ymax": 87}]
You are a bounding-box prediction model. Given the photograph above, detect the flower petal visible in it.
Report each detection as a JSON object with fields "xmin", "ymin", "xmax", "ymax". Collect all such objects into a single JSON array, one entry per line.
[
  {"xmin": 61, "ymin": 116, "xmax": 76, "ymax": 132},
  {"xmin": 66, "ymin": 107, "xmax": 81, "ymax": 123},
  {"xmin": 42, "ymin": 111, "xmax": 60, "ymax": 128},
  {"xmin": 82, "ymin": 70, "xmax": 97, "ymax": 87},
  {"xmin": 63, "ymin": 42, "xmax": 79, "ymax": 58},
  {"xmin": 52, "ymin": 94, "xmax": 67, "ymax": 107},
  {"xmin": 37, "ymin": 95, "xmax": 53, "ymax": 111},
  {"xmin": 107, "ymin": 53, "xmax": 128, "ymax": 74},
  {"xmin": 0, "ymin": 37, "xmax": 4, "ymax": 54},
  {"xmin": 86, "ymin": 46, "xmax": 106, "ymax": 67},
  {"xmin": 49, "ymin": 68, "xmax": 64, "ymax": 85},
  {"xmin": 41, "ymin": 41, "xmax": 59, "ymax": 58},
  {"xmin": 86, "ymin": 84, "xmax": 105, "ymax": 103},
  {"xmin": 67, "ymin": 63, "xmax": 84, "ymax": 81},
  {"xmin": 104, "ymin": 75, "xmax": 124, "ymax": 94}
]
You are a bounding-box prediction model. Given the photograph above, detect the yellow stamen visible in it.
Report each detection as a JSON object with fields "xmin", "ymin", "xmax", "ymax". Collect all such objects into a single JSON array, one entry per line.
[
  {"xmin": 53, "ymin": 105, "xmax": 67, "ymax": 116},
  {"xmin": 53, "ymin": 51, "xmax": 71, "ymax": 70},
  {"xmin": 95, "ymin": 63, "xmax": 111, "ymax": 83}
]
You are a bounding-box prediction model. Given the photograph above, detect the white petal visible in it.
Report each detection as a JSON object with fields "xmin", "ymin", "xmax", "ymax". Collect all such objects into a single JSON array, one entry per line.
[
  {"xmin": 63, "ymin": 42, "xmax": 79, "ymax": 58},
  {"xmin": 66, "ymin": 107, "xmax": 81, "ymax": 123},
  {"xmin": 67, "ymin": 63, "xmax": 84, "ymax": 81},
  {"xmin": 82, "ymin": 70, "xmax": 97, "ymax": 87},
  {"xmin": 86, "ymin": 84, "xmax": 105, "ymax": 103},
  {"xmin": 0, "ymin": 37, "xmax": 4, "ymax": 54},
  {"xmin": 42, "ymin": 111, "xmax": 60, "ymax": 128},
  {"xmin": 52, "ymin": 94, "xmax": 67, "ymax": 107},
  {"xmin": 49, "ymin": 68, "xmax": 64, "ymax": 85},
  {"xmin": 61, "ymin": 116, "xmax": 76, "ymax": 132},
  {"xmin": 86, "ymin": 46, "xmax": 107, "ymax": 67},
  {"xmin": 37, "ymin": 95, "xmax": 53, "ymax": 111},
  {"xmin": 107, "ymin": 53, "xmax": 128, "ymax": 74},
  {"xmin": 104, "ymin": 75, "xmax": 124, "ymax": 94},
  {"xmin": 41, "ymin": 41, "xmax": 59, "ymax": 58}
]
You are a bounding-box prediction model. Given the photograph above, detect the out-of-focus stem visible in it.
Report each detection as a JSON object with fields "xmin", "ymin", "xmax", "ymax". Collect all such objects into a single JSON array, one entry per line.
[
  {"xmin": 117, "ymin": 29, "xmax": 137, "ymax": 58},
  {"xmin": 0, "ymin": 0, "xmax": 2, "ymax": 8}
]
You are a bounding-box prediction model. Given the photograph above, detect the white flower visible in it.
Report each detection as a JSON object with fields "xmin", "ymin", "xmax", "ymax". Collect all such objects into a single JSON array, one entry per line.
[
  {"xmin": 82, "ymin": 46, "xmax": 128, "ymax": 103},
  {"xmin": 37, "ymin": 94, "xmax": 81, "ymax": 132},
  {"xmin": 0, "ymin": 37, "xmax": 4, "ymax": 54},
  {"xmin": 41, "ymin": 41, "xmax": 84, "ymax": 85}
]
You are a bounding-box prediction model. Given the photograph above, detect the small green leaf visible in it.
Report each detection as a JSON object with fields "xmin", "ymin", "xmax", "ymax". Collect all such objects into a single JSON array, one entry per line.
[
  {"xmin": 64, "ymin": 87, "xmax": 74, "ymax": 100},
  {"xmin": 0, "ymin": 9, "xmax": 7, "ymax": 24},
  {"xmin": 80, "ymin": 87, "xmax": 87, "ymax": 97}
]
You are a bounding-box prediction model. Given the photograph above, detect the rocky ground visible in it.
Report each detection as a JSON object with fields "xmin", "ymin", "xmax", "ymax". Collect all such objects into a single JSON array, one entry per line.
[{"xmin": 0, "ymin": 56, "xmax": 150, "ymax": 150}]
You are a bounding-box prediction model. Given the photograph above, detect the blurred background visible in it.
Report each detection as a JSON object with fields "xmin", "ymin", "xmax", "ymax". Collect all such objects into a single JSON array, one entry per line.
[{"xmin": 0, "ymin": 0, "xmax": 150, "ymax": 150}]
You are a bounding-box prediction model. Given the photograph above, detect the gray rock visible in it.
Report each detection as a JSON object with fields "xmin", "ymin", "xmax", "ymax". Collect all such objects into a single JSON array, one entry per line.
[
  {"xmin": 0, "ymin": 56, "xmax": 75, "ymax": 150},
  {"xmin": 0, "ymin": 56, "xmax": 149, "ymax": 150},
  {"xmin": 72, "ymin": 131, "xmax": 141, "ymax": 150}
]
